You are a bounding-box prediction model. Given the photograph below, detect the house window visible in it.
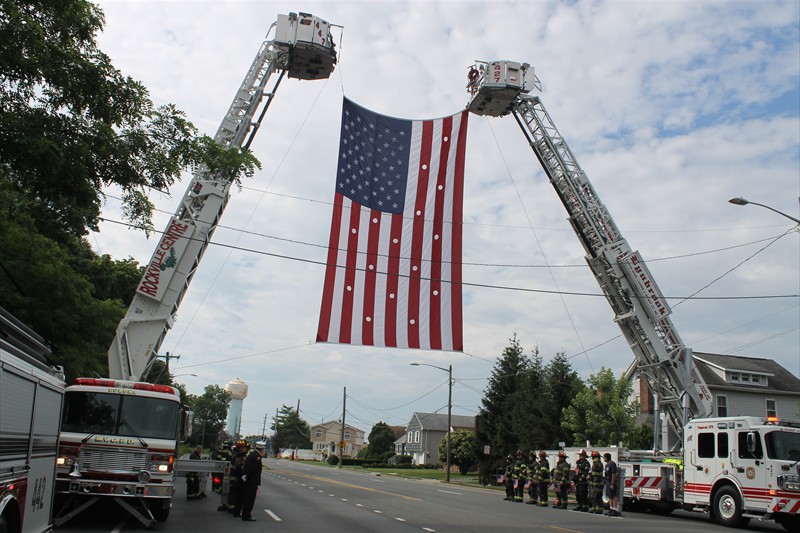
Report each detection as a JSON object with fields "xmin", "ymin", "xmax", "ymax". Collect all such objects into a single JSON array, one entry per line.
[
  {"xmin": 406, "ymin": 433, "xmax": 412, "ymax": 443},
  {"xmin": 315, "ymin": 430, "xmax": 322, "ymax": 438},
  {"xmin": 717, "ymin": 395, "xmax": 728, "ymax": 417},
  {"xmin": 750, "ymin": 375, "xmax": 760, "ymax": 384},
  {"xmin": 730, "ymin": 372, "xmax": 739, "ymax": 382},
  {"xmin": 766, "ymin": 399, "xmax": 777, "ymax": 418},
  {"xmin": 344, "ymin": 431, "xmax": 351, "ymax": 440},
  {"xmin": 415, "ymin": 431, "xmax": 420, "ymax": 443},
  {"xmin": 740, "ymin": 374, "xmax": 750, "ymax": 383}
]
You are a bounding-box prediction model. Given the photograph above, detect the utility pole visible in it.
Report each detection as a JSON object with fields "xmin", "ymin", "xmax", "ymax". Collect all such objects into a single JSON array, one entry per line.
[{"xmin": 338, "ymin": 387, "xmax": 346, "ymax": 469}]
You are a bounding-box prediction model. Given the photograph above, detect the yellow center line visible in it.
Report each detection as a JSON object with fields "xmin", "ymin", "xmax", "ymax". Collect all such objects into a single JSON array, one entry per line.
[
  {"xmin": 548, "ymin": 526, "xmax": 584, "ymax": 533},
  {"xmin": 270, "ymin": 468, "xmax": 421, "ymax": 501}
]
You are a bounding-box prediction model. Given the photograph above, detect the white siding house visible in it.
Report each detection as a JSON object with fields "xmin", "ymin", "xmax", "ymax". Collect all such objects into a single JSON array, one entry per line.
[{"xmin": 631, "ymin": 352, "xmax": 800, "ymax": 436}]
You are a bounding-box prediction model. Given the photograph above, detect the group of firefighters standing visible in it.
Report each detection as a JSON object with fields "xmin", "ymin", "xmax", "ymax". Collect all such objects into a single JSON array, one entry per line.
[
  {"xmin": 500, "ymin": 448, "xmax": 620, "ymax": 517},
  {"xmin": 187, "ymin": 439, "xmax": 265, "ymax": 522}
]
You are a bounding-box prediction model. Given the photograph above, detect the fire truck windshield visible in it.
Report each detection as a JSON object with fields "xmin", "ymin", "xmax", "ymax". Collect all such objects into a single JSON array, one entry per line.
[
  {"xmin": 61, "ymin": 391, "xmax": 179, "ymax": 440},
  {"xmin": 765, "ymin": 430, "xmax": 800, "ymax": 462}
]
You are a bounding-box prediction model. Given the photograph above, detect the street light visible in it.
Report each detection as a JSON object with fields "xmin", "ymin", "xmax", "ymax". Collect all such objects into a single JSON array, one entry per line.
[
  {"xmin": 410, "ymin": 362, "xmax": 453, "ymax": 483},
  {"xmin": 172, "ymin": 373, "xmax": 197, "ymax": 378},
  {"xmin": 729, "ymin": 197, "xmax": 800, "ymax": 224}
]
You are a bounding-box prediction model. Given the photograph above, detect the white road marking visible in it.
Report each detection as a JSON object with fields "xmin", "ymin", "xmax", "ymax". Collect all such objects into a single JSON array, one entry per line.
[
  {"xmin": 373, "ymin": 510, "xmax": 383, "ymax": 514},
  {"xmin": 394, "ymin": 517, "xmax": 406, "ymax": 522},
  {"xmin": 422, "ymin": 528, "xmax": 436, "ymax": 532},
  {"xmin": 355, "ymin": 503, "xmax": 364, "ymax": 507},
  {"xmin": 265, "ymin": 509, "xmax": 282, "ymax": 522},
  {"xmin": 437, "ymin": 489, "xmax": 462, "ymax": 495},
  {"xmin": 341, "ymin": 498, "xmax": 348, "ymax": 501}
]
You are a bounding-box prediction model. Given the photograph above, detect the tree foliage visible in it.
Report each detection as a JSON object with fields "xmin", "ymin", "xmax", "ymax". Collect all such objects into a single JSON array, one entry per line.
[
  {"xmin": 437, "ymin": 429, "xmax": 478, "ymax": 475},
  {"xmin": 0, "ymin": 1, "xmax": 260, "ymax": 381},
  {"xmin": 361, "ymin": 421, "xmax": 396, "ymax": 461},
  {"xmin": 270, "ymin": 405, "xmax": 311, "ymax": 451},
  {"xmin": 1, "ymin": 0, "xmax": 260, "ymax": 237},
  {"xmin": 184, "ymin": 384, "xmax": 231, "ymax": 447},
  {"xmin": 561, "ymin": 367, "xmax": 639, "ymax": 446}
]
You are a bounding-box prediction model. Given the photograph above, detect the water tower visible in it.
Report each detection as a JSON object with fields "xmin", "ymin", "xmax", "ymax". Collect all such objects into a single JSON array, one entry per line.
[{"xmin": 224, "ymin": 378, "xmax": 248, "ymax": 436}]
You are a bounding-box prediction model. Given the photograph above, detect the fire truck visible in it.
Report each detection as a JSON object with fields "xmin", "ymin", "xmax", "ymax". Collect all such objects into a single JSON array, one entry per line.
[
  {"xmin": 0, "ymin": 307, "xmax": 65, "ymax": 533},
  {"xmin": 465, "ymin": 61, "xmax": 800, "ymax": 531},
  {"xmin": 52, "ymin": 12, "xmax": 339, "ymax": 529}
]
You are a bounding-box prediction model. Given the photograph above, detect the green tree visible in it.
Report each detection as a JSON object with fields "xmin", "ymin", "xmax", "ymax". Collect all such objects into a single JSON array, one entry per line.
[
  {"xmin": 561, "ymin": 367, "xmax": 639, "ymax": 446},
  {"xmin": 0, "ymin": 0, "xmax": 260, "ymax": 381},
  {"xmin": 0, "ymin": 216, "xmax": 128, "ymax": 380},
  {"xmin": 363, "ymin": 422, "xmax": 396, "ymax": 461},
  {"xmin": 476, "ymin": 333, "xmax": 530, "ymax": 459},
  {"xmin": 184, "ymin": 385, "xmax": 231, "ymax": 448},
  {"xmin": 1, "ymin": 0, "xmax": 260, "ymax": 238},
  {"xmin": 437, "ymin": 429, "xmax": 478, "ymax": 475},
  {"xmin": 270, "ymin": 405, "xmax": 311, "ymax": 451},
  {"xmin": 541, "ymin": 351, "xmax": 584, "ymax": 447}
]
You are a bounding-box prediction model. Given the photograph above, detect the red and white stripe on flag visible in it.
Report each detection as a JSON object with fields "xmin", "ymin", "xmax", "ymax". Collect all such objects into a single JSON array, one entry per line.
[{"xmin": 317, "ymin": 98, "xmax": 468, "ymax": 351}]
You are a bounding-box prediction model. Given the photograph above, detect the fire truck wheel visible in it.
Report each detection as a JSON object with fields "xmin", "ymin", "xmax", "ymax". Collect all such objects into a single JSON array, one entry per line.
[{"xmin": 713, "ymin": 486, "xmax": 748, "ymax": 528}]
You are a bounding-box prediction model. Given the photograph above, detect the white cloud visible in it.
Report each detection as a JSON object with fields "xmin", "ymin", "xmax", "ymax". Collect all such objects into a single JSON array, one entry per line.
[{"xmin": 92, "ymin": 0, "xmax": 799, "ymax": 436}]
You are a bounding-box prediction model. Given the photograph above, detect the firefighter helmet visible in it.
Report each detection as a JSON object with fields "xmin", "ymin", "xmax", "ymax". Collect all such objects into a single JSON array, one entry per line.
[
  {"xmin": 235, "ymin": 439, "xmax": 248, "ymax": 448},
  {"xmin": 538, "ymin": 450, "xmax": 547, "ymax": 457},
  {"xmin": 557, "ymin": 450, "xmax": 566, "ymax": 457},
  {"xmin": 590, "ymin": 450, "xmax": 599, "ymax": 458},
  {"xmin": 578, "ymin": 448, "xmax": 587, "ymax": 456}
]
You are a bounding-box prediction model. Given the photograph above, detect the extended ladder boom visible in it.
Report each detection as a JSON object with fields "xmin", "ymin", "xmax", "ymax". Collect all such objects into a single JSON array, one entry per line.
[
  {"xmin": 108, "ymin": 13, "xmax": 338, "ymax": 381},
  {"xmin": 466, "ymin": 61, "xmax": 712, "ymax": 444}
]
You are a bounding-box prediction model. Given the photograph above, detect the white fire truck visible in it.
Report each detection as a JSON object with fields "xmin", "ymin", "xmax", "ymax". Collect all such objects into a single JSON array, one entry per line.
[
  {"xmin": 52, "ymin": 12, "xmax": 339, "ymax": 529},
  {"xmin": 0, "ymin": 307, "xmax": 65, "ymax": 533},
  {"xmin": 465, "ymin": 61, "xmax": 800, "ymax": 531}
]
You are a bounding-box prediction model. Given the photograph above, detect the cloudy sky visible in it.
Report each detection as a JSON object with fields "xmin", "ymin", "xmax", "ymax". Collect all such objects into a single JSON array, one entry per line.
[{"xmin": 91, "ymin": 0, "xmax": 799, "ymax": 438}]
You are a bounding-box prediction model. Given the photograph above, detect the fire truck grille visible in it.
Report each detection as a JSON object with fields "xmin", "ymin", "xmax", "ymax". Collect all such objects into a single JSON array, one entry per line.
[{"xmin": 80, "ymin": 446, "xmax": 147, "ymax": 472}]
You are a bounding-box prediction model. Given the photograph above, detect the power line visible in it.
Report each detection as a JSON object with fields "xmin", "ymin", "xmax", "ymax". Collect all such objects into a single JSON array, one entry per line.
[{"xmin": 97, "ymin": 217, "xmax": 798, "ymax": 301}]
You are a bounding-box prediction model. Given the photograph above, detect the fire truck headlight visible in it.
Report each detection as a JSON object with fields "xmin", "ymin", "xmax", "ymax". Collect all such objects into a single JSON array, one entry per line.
[{"xmin": 137, "ymin": 470, "xmax": 151, "ymax": 484}]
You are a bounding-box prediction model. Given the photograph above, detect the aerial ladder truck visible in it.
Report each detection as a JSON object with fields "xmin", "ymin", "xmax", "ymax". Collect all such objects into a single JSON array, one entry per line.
[
  {"xmin": 53, "ymin": 13, "xmax": 338, "ymax": 529},
  {"xmin": 465, "ymin": 61, "xmax": 799, "ymax": 531}
]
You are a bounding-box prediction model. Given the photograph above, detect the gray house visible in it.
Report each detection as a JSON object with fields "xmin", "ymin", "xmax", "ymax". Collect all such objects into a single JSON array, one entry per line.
[
  {"xmin": 631, "ymin": 352, "xmax": 800, "ymax": 441},
  {"xmin": 395, "ymin": 412, "xmax": 476, "ymax": 466}
]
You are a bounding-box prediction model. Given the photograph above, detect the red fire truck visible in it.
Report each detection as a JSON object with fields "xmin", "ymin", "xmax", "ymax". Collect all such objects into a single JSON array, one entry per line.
[{"xmin": 0, "ymin": 307, "xmax": 65, "ymax": 533}]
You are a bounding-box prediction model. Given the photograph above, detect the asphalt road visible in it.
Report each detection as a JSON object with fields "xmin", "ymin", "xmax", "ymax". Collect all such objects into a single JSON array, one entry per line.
[{"xmin": 54, "ymin": 459, "xmax": 786, "ymax": 532}]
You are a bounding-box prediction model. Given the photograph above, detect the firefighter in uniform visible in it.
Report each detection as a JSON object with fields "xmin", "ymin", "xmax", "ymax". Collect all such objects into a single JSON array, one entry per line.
[
  {"xmin": 535, "ymin": 450, "xmax": 551, "ymax": 507},
  {"xmin": 590, "ymin": 450, "xmax": 605, "ymax": 514},
  {"xmin": 511, "ymin": 450, "xmax": 527, "ymax": 503},
  {"xmin": 230, "ymin": 440, "xmax": 249, "ymax": 516},
  {"xmin": 525, "ymin": 450, "xmax": 538, "ymax": 504},
  {"xmin": 210, "ymin": 440, "xmax": 233, "ymax": 494},
  {"xmin": 239, "ymin": 441, "xmax": 264, "ymax": 521},
  {"xmin": 186, "ymin": 445, "xmax": 206, "ymax": 500},
  {"xmin": 503, "ymin": 455, "xmax": 514, "ymax": 501},
  {"xmin": 574, "ymin": 449, "xmax": 591, "ymax": 511},
  {"xmin": 552, "ymin": 450, "xmax": 570, "ymax": 509}
]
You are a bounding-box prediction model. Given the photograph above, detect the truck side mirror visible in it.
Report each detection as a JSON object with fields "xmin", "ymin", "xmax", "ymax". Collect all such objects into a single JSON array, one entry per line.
[
  {"xmin": 746, "ymin": 432, "xmax": 756, "ymax": 453},
  {"xmin": 181, "ymin": 409, "xmax": 193, "ymax": 441}
]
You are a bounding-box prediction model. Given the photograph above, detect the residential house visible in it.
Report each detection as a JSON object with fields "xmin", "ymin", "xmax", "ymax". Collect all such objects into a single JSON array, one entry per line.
[
  {"xmin": 395, "ymin": 412, "xmax": 476, "ymax": 465},
  {"xmin": 630, "ymin": 351, "xmax": 800, "ymax": 447},
  {"xmin": 310, "ymin": 420, "xmax": 366, "ymax": 459}
]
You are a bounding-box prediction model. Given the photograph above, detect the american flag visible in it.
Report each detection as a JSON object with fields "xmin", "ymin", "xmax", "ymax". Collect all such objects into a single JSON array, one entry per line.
[{"xmin": 316, "ymin": 98, "xmax": 469, "ymax": 351}]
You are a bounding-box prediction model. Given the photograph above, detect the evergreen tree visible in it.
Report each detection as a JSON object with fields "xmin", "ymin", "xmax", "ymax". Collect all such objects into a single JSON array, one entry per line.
[
  {"xmin": 184, "ymin": 385, "xmax": 231, "ymax": 447},
  {"xmin": 270, "ymin": 405, "xmax": 311, "ymax": 451},
  {"xmin": 541, "ymin": 351, "xmax": 584, "ymax": 447},
  {"xmin": 476, "ymin": 333, "xmax": 530, "ymax": 460}
]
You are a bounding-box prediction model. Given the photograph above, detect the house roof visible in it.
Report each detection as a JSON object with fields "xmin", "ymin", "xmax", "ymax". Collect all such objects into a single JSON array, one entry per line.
[
  {"xmin": 410, "ymin": 412, "xmax": 476, "ymax": 431},
  {"xmin": 627, "ymin": 351, "xmax": 800, "ymax": 394},
  {"xmin": 311, "ymin": 420, "xmax": 365, "ymax": 434},
  {"xmin": 693, "ymin": 352, "xmax": 800, "ymax": 393}
]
